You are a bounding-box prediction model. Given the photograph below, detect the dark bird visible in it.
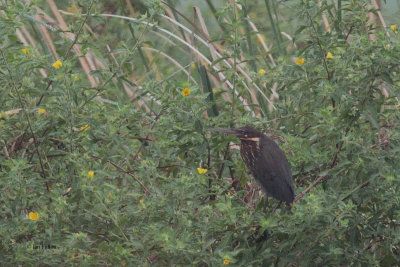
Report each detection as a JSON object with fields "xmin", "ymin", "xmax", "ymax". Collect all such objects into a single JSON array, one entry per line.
[{"xmin": 212, "ymin": 126, "xmax": 295, "ymax": 204}]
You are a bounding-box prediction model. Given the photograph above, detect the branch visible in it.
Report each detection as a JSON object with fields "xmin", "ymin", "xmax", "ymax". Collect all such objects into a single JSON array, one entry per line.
[
  {"xmin": 294, "ymin": 175, "xmax": 327, "ymax": 202},
  {"xmin": 91, "ymin": 155, "xmax": 152, "ymax": 195}
]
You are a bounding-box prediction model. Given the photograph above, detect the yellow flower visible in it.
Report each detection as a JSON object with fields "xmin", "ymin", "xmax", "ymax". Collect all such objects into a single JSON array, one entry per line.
[
  {"xmin": 37, "ymin": 108, "xmax": 46, "ymax": 115},
  {"xmin": 197, "ymin": 168, "xmax": 207, "ymax": 175},
  {"xmin": 223, "ymin": 259, "xmax": 230, "ymax": 265},
  {"xmin": 139, "ymin": 198, "xmax": 146, "ymax": 208},
  {"xmin": 326, "ymin": 52, "xmax": 333, "ymax": 59},
  {"xmin": 385, "ymin": 44, "xmax": 391, "ymax": 50},
  {"xmin": 67, "ymin": 5, "xmax": 81, "ymax": 13},
  {"xmin": 29, "ymin": 212, "xmax": 39, "ymax": 221},
  {"xmin": 258, "ymin": 68, "xmax": 266, "ymax": 75},
  {"xmin": 52, "ymin": 60, "xmax": 63, "ymax": 69},
  {"xmin": 80, "ymin": 124, "xmax": 90, "ymax": 131},
  {"xmin": 88, "ymin": 171, "xmax": 94, "ymax": 179},
  {"xmin": 107, "ymin": 193, "xmax": 113, "ymax": 198},
  {"xmin": 181, "ymin": 87, "xmax": 190, "ymax": 96},
  {"xmin": 191, "ymin": 63, "xmax": 196, "ymax": 70},
  {"xmin": 73, "ymin": 74, "xmax": 79, "ymax": 81},
  {"xmin": 296, "ymin": 57, "xmax": 305, "ymax": 65},
  {"xmin": 257, "ymin": 34, "xmax": 266, "ymax": 43},
  {"xmin": 390, "ymin": 25, "xmax": 397, "ymax": 31},
  {"xmin": 21, "ymin": 48, "xmax": 29, "ymax": 54}
]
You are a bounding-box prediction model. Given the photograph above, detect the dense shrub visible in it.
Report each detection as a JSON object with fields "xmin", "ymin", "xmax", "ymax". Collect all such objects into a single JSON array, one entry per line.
[{"xmin": 1, "ymin": 0, "xmax": 399, "ymax": 265}]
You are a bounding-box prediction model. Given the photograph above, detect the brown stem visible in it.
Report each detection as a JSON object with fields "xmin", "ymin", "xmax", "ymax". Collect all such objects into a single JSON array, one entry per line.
[
  {"xmin": 345, "ymin": 25, "xmax": 354, "ymax": 42},
  {"xmin": 132, "ymin": 111, "xmax": 163, "ymax": 161},
  {"xmin": 294, "ymin": 175, "xmax": 327, "ymax": 202},
  {"xmin": 91, "ymin": 155, "xmax": 152, "ymax": 195}
]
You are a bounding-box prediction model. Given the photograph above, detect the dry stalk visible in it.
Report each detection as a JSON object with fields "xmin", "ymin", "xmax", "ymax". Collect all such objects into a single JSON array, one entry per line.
[{"xmin": 45, "ymin": 0, "xmax": 98, "ymax": 86}]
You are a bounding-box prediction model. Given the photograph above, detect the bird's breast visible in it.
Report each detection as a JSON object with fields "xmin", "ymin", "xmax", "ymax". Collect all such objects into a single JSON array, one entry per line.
[{"xmin": 240, "ymin": 140, "xmax": 260, "ymax": 170}]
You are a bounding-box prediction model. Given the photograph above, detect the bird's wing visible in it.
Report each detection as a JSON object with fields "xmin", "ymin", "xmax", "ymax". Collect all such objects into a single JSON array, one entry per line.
[{"xmin": 253, "ymin": 139, "xmax": 294, "ymax": 203}]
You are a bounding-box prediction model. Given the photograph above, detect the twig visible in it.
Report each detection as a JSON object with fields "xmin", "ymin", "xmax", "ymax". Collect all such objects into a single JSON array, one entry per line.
[
  {"xmin": 213, "ymin": 173, "xmax": 248, "ymax": 206},
  {"xmin": 294, "ymin": 175, "xmax": 327, "ymax": 202},
  {"xmin": 91, "ymin": 155, "xmax": 152, "ymax": 195},
  {"xmin": 79, "ymin": 72, "xmax": 117, "ymax": 108},
  {"xmin": 371, "ymin": 140, "xmax": 388, "ymax": 149},
  {"xmin": 130, "ymin": 136, "xmax": 154, "ymax": 142},
  {"xmin": 21, "ymin": 138, "xmax": 34, "ymax": 158},
  {"xmin": 303, "ymin": 5, "xmax": 330, "ymax": 81},
  {"xmin": 36, "ymin": 80, "xmax": 53, "ymax": 106},
  {"xmin": 132, "ymin": 111, "xmax": 163, "ymax": 161},
  {"xmin": 157, "ymin": 164, "xmax": 189, "ymax": 169},
  {"xmin": 341, "ymin": 181, "xmax": 370, "ymax": 201},
  {"xmin": 344, "ymin": 25, "xmax": 354, "ymax": 42},
  {"xmin": 1, "ymin": 140, "xmax": 9, "ymax": 158}
]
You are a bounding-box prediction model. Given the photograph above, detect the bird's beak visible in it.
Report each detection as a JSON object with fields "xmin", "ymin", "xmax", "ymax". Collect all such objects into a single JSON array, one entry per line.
[{"xmin": 210, "ymin": 128, "xmax": 239, "ymax": 136}]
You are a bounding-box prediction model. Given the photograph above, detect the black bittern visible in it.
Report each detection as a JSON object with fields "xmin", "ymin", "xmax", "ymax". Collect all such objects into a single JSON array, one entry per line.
[{"xmin": 212, "ymin": 126, "xmax": 295, "ymax": 205}]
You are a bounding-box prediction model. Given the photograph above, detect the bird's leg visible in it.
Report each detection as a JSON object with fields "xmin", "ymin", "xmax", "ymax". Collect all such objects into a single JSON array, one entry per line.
[
  {"xmin": 285, "ymin": 203, "xmax": 292, "ymax": 214},
  {"xmin": 263, "ymin": 195, "xmax": 268, "ymax": 212},
  {"xmin": 273, "ymin": 200, "xmax": 282, "ymax": 212}
]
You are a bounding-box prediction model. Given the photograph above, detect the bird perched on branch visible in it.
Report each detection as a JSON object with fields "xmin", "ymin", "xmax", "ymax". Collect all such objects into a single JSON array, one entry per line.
[{"xmin": 212, "ymin": 126, "xmax": 295, "ymax": 205}]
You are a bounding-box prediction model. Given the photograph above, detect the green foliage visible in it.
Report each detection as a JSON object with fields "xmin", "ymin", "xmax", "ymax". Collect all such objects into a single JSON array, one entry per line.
[{"xmin": 1, "ymin": 0, "xmax": 400, "ymax": 265}]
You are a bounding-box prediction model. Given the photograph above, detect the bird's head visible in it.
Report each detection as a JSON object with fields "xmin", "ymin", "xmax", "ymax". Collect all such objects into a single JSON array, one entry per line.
[{"xmin": 211, "ymin": 126, "xmax": 262, "ymax": 141}]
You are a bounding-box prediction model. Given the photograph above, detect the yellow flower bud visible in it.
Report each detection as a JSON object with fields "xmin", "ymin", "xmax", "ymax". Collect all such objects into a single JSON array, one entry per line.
[
  {"xmin": 29, "ymin": 212, "xmax": 39, "ymax": 221},
  {"xmin": 181, "ymin": 88, "xmax": 190, "ymax": 96},
  {"xmin": 296, "ymin": 57, "xmax": 305, "ymax": 65},
  {"xmin": 52, "ymin": 60, "xmax": 63, "ymax": 69},
  {"xmin": 197, "ymin": 168, "xmax": 207, "ymax": 174},
  {"xmin": 80, "ymin": 124, "xmax": 90, "ymax": 131}
]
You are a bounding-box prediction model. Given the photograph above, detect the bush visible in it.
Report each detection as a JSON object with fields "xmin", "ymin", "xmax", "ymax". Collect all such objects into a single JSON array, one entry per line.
[{"xmin": 1, "ymin": 0, "xmax": 399, "ymax": 265}]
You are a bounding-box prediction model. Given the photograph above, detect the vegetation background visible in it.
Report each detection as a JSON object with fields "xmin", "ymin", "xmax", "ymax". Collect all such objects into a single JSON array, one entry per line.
[{"xmin": 1, "ymin": 0, "xmax": 400, "ymax": 265}]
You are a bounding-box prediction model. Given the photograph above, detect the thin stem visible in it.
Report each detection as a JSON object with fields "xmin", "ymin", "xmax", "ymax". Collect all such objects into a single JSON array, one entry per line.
[
  {"xmin": 264, "ymin": 0, "xmax": 282, "ymax": 55},
  {"xmin": 304, "ymin": 4, "xmax": 331, "ymax": 81},
  {"xmin": 205, "ymin": 0, "xmax": 227, "ymax": 32},
  {"xmin": 37, "ymin": 0, "xmax": 95, "ymax": 106},
  {"xmin": 0, "ymin": 49, "xmax": 49, "ymax": 191},
  {"xmin": 91, "ymin": 155, "xmax": 152, "ymax": 195}
]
